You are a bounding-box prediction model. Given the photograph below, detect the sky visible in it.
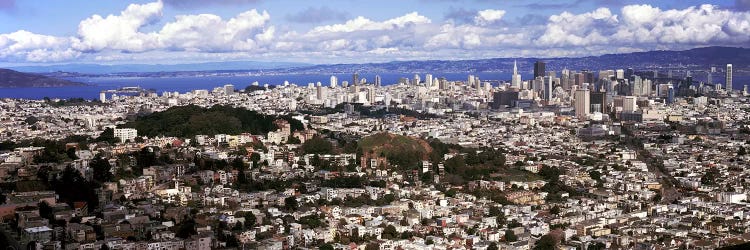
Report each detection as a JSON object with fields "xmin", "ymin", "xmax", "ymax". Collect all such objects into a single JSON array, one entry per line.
[{"xmin": 0, "ymin": 0, "xmax": 748, "ymax": 66}]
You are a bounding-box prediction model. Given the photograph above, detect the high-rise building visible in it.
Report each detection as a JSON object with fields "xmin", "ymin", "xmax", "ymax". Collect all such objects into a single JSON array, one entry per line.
[
  {"xmin": 625, "ymin": 68, "xmax": 634, "ymax": 80},
  {"xmin": 414, "ymin": 74, "xmax": 421, "ymax": 85},
  {"xmin": 543, "ymin": 76, "xmax": 554, "ymax": 101},
  {"xmin": 512, "ymin": 60, "xmax": 522, "ymax": 89},
  {"xmin": 727, "ymin": 64, "xmax": 733, "ymax": 91},
  {"xmin": 575, "ymin": 89, "xmax": 590, "ymax": 119},
  {"xmin": 353, "ymin": 73, "xmax": 359, "ymax": 86},
  {"xmin": 425, "ymin": 74, "xmax": 433, "ymax": 89},
  {"xmin": 375, "ymin": 75, "xmax": 381, "ymax": 87},
  {"xmin": 223, "ymin": 84, "xmax": 235, "ymax": 95},
  {"xmin": 534, "ymin": 61, "xmax": 546, "ymax": 79},
  {"xmin": 623, "ymin": 96, "xmax": 637, "ymax": 112},
  {"xmin": 99, "ymin": 92, "xmax": 106, "ymax": 103},
  {"xmin": 330, "ymin": 75, "xmax": 338, "ymax": 88},
  {"xmin": 615, "ymin": 69, "xmax": 624, "ymax": 80}
]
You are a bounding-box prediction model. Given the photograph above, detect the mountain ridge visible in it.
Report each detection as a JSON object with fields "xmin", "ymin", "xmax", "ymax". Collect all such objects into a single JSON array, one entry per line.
[{"xmin": 0, "ymin": 69, "xmax": 86, "ymax": 88}]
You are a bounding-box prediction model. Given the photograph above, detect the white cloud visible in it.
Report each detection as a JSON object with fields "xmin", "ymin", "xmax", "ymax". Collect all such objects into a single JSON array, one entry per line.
[
  {"xmin": 474, "ymin": 9, "xmax": 506, "ymax": 26},
  {"xmin": 1, "ymin": 2, "xmax": 750, "ymax": 64},
  {"xmin": 72, "ymin": 1, "xmax": 163, "ymax": 52},
  {"xmin": 0, "ymin": 30, "xmax": 79, "ymax": 62},
  {"xmin": 158, "ymin": 9, "xmax": 273, "ymax": 52}
]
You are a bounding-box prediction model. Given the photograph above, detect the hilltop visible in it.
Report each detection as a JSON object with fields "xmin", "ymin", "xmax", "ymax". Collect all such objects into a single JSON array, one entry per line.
[
  {"xmin": 0, "ymin": 68, "xmax": 85, "ymax": 88},
  {"xmin": 121, "ymin": 105, "xmax": 304, "ymax": 138},
  {"xmin": 358, "ymin": 132, "xmax": 432, "ymax": 170}
]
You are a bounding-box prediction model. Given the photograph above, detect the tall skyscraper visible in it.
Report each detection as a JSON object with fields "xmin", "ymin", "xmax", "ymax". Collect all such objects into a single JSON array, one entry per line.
[
  {"xmin": 543, "ymin": 76, "xmax": 553, "ymax": 101},
  {"xmin": 414, "ymin": 74, "xmax": 421, "ymax": 85},
  {"xmin": 425, "ymin": 74, "xmax": 433, "ymax": 88},
  {"xmin": 330, "ymin": 75, "xmax": 338, "ymax": 88},
  {"xmin": 374, "ymin": 75, "xmax": 381, "ymax": 87},
  {"xmin": 534, "ymin": 61, "xmax": 546, "ymax": 79},
  {"xmin": 727, "ymin": 64, "xmax": 733, "ymax": 91},
  {"xmin": 353, "ymin": 73, "xmax": 359, "ymax": 86},
  {"xmin": 575, "ymin": 89, "xmax": 590, "ymax": 119},
  {"xmin": 512, "ymin": 60, "xmax": 522, "ymax": 89}
]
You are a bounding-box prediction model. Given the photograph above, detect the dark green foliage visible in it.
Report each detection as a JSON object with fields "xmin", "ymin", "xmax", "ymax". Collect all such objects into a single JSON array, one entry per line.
[
  {"xmin": 175, "ymin": 218, "xmax": 197, "ymax": 239},
  {"xmin": 49, "ymin": 166, "xmax": 100, "ymax": 209},
  {"xmin": 318, "ymin": 244, "xmax": 334, "ymax": 250},
  {"xmin": 488, "ymin": 242, "xmax": 499, "ymax": 250},
  {"xmin": 122, "ymin": 105, "xmax": 303, "ymax": 137},
  {"xmin": 504, "ymin": 229, "xmax": 517, "ymax": 242},
  {"xmin": 320, "ymin": 176, "xmax": 366, "ymax": 188},
  {"xmin": 91, "ymin": 155, "xmax": 113, "ymax": 182},
  {"xmin": 302, "ymin": 136, "xmax": 333, "ymax": 155},
  {"xmin": 701, "ymin": 167, "xmax": 721, "ymax": 186},
  {"xmin": 24, "ymin": 116, "xmax": 39, "ymax": 125},
  {"xmin": 533, "ymin": 234, "xmax": 557, "ymax": 250},
  {"xmin": 382, "ymin": 225, "xmax": 398, "ymax": 239},
  {"xmin": 298, "ymin": 214, "xmax": 325, "ymax": 228},
  {"xmin": 284, "ymin": 196, "xmax": 298, "ymax": 211},
  {"xmin": 96, "ymin": 128, "xmax": 119, "ymax": 144}
]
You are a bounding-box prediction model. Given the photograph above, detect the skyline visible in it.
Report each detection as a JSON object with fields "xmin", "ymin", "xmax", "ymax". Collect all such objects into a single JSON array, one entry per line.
[{"xmin": 0, "ymin": 0, "xmax": 749, "ymax": 66}]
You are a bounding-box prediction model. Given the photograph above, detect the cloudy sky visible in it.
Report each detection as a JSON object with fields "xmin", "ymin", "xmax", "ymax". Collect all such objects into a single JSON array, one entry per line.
[{"xmin": 0, "ymin": 0, "xmax": 748, "ymax": 65}]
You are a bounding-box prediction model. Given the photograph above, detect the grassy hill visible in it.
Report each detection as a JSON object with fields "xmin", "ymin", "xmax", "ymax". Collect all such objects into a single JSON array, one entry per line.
[
  {"xmin": 122, "ymin": 105, "xmax": 304, "ymax": 138},
  {"xmin": 0, "ymin": 68, "xmax": 85, "ymax": 88},
  {"xmin": 358, "ymin": 132, "xmax": 432, "ymax": 169}
]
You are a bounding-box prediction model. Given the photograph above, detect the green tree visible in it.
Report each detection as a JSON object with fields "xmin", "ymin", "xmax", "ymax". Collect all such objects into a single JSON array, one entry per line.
[
  {"xmin": 91, "ymin": 155, "xmax": 113, "ymax": 183},
  {"xmin": 504, "ymin": 229, "xmax": 518, "ymax": 242},
  {"xmin": 488, "ymin": 242, "xmax": 499, "ymax": 250},
  {"xmin": 284, "ymin": 196, "xmax": 298, "ymax": 211},
  {"xmin": 382, "ymin": 225, "xmax": 398, "ymax": 239},
  {"xmin": 533, "ymin": 234, "xmax": 557, "ymax": 250},
  {"xmin": 301, "ymin": 136, "xmax": 333, "ymax": 155}
]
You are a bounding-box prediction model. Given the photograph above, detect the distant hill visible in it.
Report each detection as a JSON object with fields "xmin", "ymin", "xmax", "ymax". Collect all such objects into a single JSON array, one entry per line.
[
  {"xmin": 283, "ymin": 46, "xmax": 750, "ymax": 74},
  {"xmin": 358, "ymin": 132, "xmax": 432, "ymax": 169},
  {"xmin": 0, "ymin": 69, "xmax": 85, "ymax": 88},
  {"xmin": 121, "ymin": 105, "xmax": 304, "ymax": 138},
  {"xmin": 9, "ymin": 61, "xmax": 311, "ymax": 74}
]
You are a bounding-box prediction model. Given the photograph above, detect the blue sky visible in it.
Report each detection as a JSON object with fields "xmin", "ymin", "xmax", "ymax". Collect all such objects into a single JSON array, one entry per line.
[{"xmin": 0, "ymin": 0, "xmax": 747, "ymax": 65}]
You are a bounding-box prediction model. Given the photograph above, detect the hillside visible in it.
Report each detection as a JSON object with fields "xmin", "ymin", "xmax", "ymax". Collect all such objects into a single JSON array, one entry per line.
[
  {"xmin": 358, "ymin": 132, "xmax": 432, "ymax": 169},
  {"xmin": 0, "ymin": 68, "xmax": 85, "ymax": 88},
  {"xmin": 121, "ymin": 105, "xmax": 304, "ymax": 138}
]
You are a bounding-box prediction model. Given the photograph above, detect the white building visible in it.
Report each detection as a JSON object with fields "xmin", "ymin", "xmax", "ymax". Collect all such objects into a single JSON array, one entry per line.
[
  {"xmin": 575, "ymin": 89, "xmax": 590, "ymax": 119},
  {"xmin": 114, "ymin": 128, "xmax": 138, "ymax": 143}
]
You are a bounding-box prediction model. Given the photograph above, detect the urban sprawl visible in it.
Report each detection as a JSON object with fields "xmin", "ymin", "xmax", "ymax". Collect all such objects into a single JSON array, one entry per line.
[{"xmin": 0, "ymin": 62, "xmax": 748, "ymax": 250}]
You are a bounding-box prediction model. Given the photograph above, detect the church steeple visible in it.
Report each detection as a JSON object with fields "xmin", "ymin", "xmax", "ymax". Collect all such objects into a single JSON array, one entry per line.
[{"xmin": 513, "ymin": 60, "xmax": 518, "ymax": 75}]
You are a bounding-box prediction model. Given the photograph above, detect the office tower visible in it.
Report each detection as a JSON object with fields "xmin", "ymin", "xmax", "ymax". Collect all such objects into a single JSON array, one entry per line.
[
  {"xmin": 375, "ymin": 75, "xmax": 381, "ymax": 87},
  {"xmin": 468, "ymin": 75, "xmax": 475, "ymax": 88},
  {"xmin": 223, "ymin": 84, "xmax": 235, "ymax": 95},
  {"xmin": 622, "ymin": 96, "xmax": 637, "ymax": 112},
  {"xmin": 632, "ymin": 75, "xmax": 643, "ymax": 96},
  {"xmin": 353, "ymin": 73, "xmax": 359, "ymax": 86},
  {"xmin": 512, "ymin": 60, "xmax": 522, "ymax": 89},
  {"xmin": 330, "ymin": 75, "xmax": 338, "ymax": 88},
  {"xmin": 727, "ymin": 64, "xmax": 733, "ymax": 91},
  {"xmin": 575, "ymin": 89, "xmax": 590, "ymax": 119},
  {"xmin": 590, "ymin": 92, "xmax": 606, "ymax": 113},
  {"xmin": 616, "ymin": 69, "xmax": 624, "ymax": 80},
  {"xmin": 584, "ymin": 71, "xmax": 595, "ymax": 86},
  {"xmin": 543, "ymin": 76, "xmax": 553, "ymax": 101},
  {"xmin": 667, "ymin": 86, "xmax": 675, "ymax": 104},
  {"xmin": 425, "ymin": 74, "xmax": 433, "ymax": 88},
  {"xmin": 414, "ymin": 74, "xmax": 421, "ymax": 85},
  {"xmin": 625, "ymin": 68, "xmax": 634, "ymax": 80},
  {"xmin": 99, "ymin": 92, "xmax": 106, "ymax": 103},
  {"xmin": 707, "ymin": 71, "xmax": 713, "ymax": 85},
  {"xmin": 534, "ymin": 61, "xmax": 546, "ymax": 79},
  {"xmin": 574, "ymin": 73, "xmax": 585, "ymax": 88},
  {"xmin": 316, "ymin": 85, "xmax": 327, "ymax": 100}
]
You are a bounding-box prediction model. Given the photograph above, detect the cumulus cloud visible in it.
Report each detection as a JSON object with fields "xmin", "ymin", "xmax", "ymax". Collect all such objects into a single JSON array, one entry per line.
[
  {"xmin": 0, "ymin": 30, "xmax": 79, "ymax": 62},
  {"xmin": 158, "ymin": 9, "xmax": 273, "ymax": 52},
  {"xmin": 72, "ymin": 1, "xmax": 163, "ymax": 52},
  {"xmin": 474, "ymin": 9, "xmax": 506, "ymax": 26},
  {"xmin": 286, "ymin": 6, "xmax": 349, "ymax": 23},
  {"xmin": 1, "ymin": 1, "xmax": 750, "ymax": 64}
]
